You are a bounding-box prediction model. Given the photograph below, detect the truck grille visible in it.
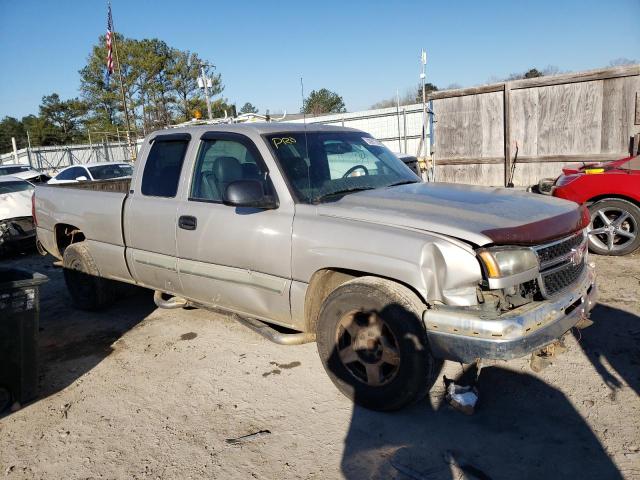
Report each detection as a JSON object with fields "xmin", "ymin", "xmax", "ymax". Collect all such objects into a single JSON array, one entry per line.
[{"xmin": 534, "ymin": 231, "xmax": 587, "ymax": 298}]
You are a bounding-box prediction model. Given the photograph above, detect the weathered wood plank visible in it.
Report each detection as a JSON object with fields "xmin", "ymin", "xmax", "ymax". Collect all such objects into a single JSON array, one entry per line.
[
  {"xmin": 427, "ymin": 65, "xmax": 639, "ymax": 101},
  {"xmin": 537, "ymin": 81, "xmax": 603, "ymax": 156},
  {"xmin": 436, "ymin": 153, "xmax": 626, "ymax": 166},
  {"xmin": 504, "ymin": 83, "xmax": 512, "ymax": 186},
  {"xmin": 480, "ymin": 91, "xmax": 504, "ymax": 158},
  {"xmin": 510, "ymin": 65, "xmax": 639, "ymax": 90},
  {"xmin": 601, "ymin": 77, "xmax": 631, "ymax": 153},
  {"xmin": 510, "ymin": 88, "xmax": 539, "ymax": 157}
]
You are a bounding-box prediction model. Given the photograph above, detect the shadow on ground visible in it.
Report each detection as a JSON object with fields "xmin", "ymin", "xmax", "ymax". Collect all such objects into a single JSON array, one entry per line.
[
  {"xmin": 330, "ymin": 303, "xmax": 631, "ymax": 480},
  {"xmin": 1, "ymin": 252, "xmax": 155, "ymax": 417},
  {"xmin": 340, "ymin": 366, "xmax": 623, "ymax": 479},
  {"xmin": 574, "ymin": 304, "xmax": 640, "ymax": 396}
]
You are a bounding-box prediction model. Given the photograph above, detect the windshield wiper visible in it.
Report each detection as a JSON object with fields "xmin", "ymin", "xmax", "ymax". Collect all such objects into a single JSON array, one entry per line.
[
  {"xmin": 386, "ymin": 180, "xmax": 420, "ymax": 187},
  {"xmin": 313, "ymin": 186, "xmax": 377, "ymax": 203}
]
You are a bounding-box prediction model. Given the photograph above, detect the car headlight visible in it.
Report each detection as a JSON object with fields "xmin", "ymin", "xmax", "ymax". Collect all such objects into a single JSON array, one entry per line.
[{"xmin": 477, "ymin": 247, "xmax": 539, "ymax": 288}]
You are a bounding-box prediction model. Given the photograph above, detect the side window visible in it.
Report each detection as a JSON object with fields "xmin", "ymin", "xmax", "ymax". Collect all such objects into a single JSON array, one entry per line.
[
  {"xmin": 190, "ymin": 138, "xmax": 267, "ymax": 202},
  {"xmin": 57, "ymin": 166, "xmax": 84, "ymax": 180},
  {"xmin": 141, "ymin": 139, "xmax": 189, "ymax": 197}
]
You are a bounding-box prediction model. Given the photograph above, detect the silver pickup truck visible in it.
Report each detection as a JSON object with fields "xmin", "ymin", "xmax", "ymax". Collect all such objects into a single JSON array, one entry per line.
[{"xmin": 34, "ymin": 123, "xmax": 596, "ymax": 411}]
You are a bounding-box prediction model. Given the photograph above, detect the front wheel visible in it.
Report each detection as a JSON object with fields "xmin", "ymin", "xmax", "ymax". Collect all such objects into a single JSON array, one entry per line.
[
  {"xmin": 316, "ymin": 277, "xmax": 441, "ymax": 411},
  {"xmin": 588, "ymin": 199, "xmax": 640, "ymax": 256}
]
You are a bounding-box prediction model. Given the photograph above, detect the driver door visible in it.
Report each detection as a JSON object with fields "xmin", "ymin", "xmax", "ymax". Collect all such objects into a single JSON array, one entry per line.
[{"xmin": 175, "ymin": 132, "xmax": 295, "ymax": 327}]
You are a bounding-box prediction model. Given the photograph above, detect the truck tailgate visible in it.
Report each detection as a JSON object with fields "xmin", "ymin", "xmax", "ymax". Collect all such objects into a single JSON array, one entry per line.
[{"xmin": 35, "ymin": 180, "xmax": 129, "ymax": 251}]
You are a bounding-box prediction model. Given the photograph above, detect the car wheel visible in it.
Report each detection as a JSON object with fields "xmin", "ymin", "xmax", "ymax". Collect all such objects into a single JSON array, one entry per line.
[
  {"xmin": 316, "ymin": 276, "xmax": 441, "ymax": 411},
  {"xmin": 63, "ymin": 242, "xmax": 116, "ymax": 310},
  {"xmin": 588, "ymin": 199, "xmax": 640, "ymax": 256}
]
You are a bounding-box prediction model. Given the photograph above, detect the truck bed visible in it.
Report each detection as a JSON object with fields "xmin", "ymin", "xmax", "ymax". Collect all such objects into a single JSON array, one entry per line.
[{"xmin": 34, "ymin": 180, "xmax": 130, "ymax": 261}]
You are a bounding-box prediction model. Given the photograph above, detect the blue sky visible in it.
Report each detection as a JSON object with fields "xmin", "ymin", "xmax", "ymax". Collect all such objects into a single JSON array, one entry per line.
[{"xmin": 0, "ymin": 0, "xmax": 638, "ymax": 119}]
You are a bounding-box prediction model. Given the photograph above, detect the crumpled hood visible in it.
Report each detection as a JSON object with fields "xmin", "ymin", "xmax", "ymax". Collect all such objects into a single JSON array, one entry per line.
[
  {"xmin": 0, "ymin": 190, "xmax": 32, "ymax": 220},
  {"xmin": 316, "ymin": 182, "xmax": 585, "ymax": 246}
]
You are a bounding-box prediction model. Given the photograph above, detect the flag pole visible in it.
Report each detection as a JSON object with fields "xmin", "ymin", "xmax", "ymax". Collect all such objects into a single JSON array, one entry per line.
[{"xmin": 109, "ymin": 3, "xmax": 135, "ymax": 160}]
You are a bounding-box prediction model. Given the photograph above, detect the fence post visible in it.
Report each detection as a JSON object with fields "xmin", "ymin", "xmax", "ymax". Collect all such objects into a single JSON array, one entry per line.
[
  {"xmin": 403, "ymin": 108, "xmax": 407, "ymax": 154},
  {"xmin": 503, "ymin": 82, "xmax": 512, "ymax": 187},
  {"xmin": 104, "ymin": 139, "xmax": 110, "ymax": 162}
]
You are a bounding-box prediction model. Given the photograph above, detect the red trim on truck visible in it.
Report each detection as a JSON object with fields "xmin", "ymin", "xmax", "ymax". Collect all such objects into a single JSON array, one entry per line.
[{"xmin": 481, "ymin": 205, "xmax": 589, "ymax": 245}]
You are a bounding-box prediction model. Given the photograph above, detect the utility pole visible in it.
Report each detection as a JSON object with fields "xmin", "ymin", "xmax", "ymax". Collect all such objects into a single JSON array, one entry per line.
[
  {"xmin": 200, "ymin": 65, "xmax": 213, "ymax": 120},
  {"xmin": 396, "ymin": 89, "xmax": 402, "ymax": 152},
  {"xmin": 420, "ymin": 49, "xmax": 427, "ymax": 159},
  {"xmin": 109, "ymin": 3, "xmax": 136, "ymax": 160}
]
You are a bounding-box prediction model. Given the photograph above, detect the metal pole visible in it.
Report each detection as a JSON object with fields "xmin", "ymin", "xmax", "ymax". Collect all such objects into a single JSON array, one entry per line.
[
  {"xmin": 109, "ymin": 4, "xmax": 136, "ymax": 160},
  {"xmin": 403, "ymin": 108, "xmax": 407, "ymax": 154},
  {"xmin": 11, "ymin": 137, "xmax": 18, "ymax": 164},
  {"xmin": 396, "ymin": 90, "xmax": 402, "ymax": 152},
  {"xmin": 116, "ymin": 127, "xmax": 126, "ymax": 161},
  {"xmin": 429, "ymin": 99, "xmax": 435, "ymax": 181},
  {"xmin": 88, "ymin": 130, "xmax": 94, "ymax": 163},
  {"xmin": 26, "ymin": 131, "xmax": 33, "ymax": 169},
  {"xmin": 421, "ymin": 50, "xmax": 427, "ymax": 160},
  {"xmin": 201, "ymin": 66, "xmax": 213, "ymax": 120}
]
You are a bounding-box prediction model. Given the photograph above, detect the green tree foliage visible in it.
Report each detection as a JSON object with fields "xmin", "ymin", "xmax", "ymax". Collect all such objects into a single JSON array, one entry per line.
[
  {"xmin": 39, "ymin": 93, "xmax": 88, "ymax": 144},
  {"xmin": 240, "ymin": 102, "xmax": 259, "ymax": 114},
  {"xmin": 0, "ymin": 117, "xmax": 26, "ymax": 152},
  {"xmin": 523, "ymin": 68, "xmax": 543, "ymax": 79},
  {"xmin": 302, "ymin": 88, "xmax": 346, "ymax": 115},
  {"xmin": 415, "ymin": 82, "xmax": 439, "ymax": 102},
  {"xmin": 78, "ymin": 34, "xmax": 225, "ymax": 132}
]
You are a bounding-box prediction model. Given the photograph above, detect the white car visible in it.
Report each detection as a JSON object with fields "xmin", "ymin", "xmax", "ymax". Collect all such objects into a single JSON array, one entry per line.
[
  {"xmin": 48, "ymin": 162, "xmax": 133, "ymax": 185},
  {"xmin": 0, "ymin": 176, "xmax": 36, "ymax": 253}
]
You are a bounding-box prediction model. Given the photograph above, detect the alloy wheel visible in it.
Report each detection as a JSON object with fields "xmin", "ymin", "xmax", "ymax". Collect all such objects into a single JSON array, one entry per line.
[
  {"xmin": 335, "ymin": 310, "xmax": 401, "ymax": 387},
  {"xmin": 589, "ymin": 207, "xmax": 637, "ymax": 253}
]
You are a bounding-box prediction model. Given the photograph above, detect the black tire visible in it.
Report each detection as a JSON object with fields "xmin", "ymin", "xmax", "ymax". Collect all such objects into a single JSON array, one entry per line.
[
  {"xmin": 62, "ymin": 242, "xmax": 116, "ymax": 310},
  {"xmin": 588, "ymin": 199, "xmax": 640, "ymax": 256},
  {"xmin": 316, "ymin": 277, "xmax": 441, "ymax": 411}
]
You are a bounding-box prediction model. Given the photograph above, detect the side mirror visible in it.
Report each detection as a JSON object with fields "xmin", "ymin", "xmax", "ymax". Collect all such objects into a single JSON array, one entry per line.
[
  {"xmin": 223, "ymin": 180, "xmax": 278, "ymax": 209},
  {"xmin": 76, "ymin": 176, "xmax": 88, "ymax": 181}
]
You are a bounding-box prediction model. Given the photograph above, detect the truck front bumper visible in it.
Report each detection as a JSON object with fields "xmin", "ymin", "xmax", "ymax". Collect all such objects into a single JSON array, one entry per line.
[{"xmin": 424, "ymin": 263, "xmax": 597, "ymax": 363}]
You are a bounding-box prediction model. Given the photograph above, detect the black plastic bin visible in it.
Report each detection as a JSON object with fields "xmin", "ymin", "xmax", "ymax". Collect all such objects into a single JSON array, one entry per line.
[{"xmin": 0, "ymin": 267, "xmax": 48, "ymax": 411}]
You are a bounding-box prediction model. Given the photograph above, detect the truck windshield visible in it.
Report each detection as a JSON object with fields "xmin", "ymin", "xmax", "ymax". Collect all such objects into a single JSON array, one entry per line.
[
  {"xmin": 0, "ymin": 180, "xmax": 34, "ymax": 195},
  {"xmin": 265, "ymin": 132, "xmax": 419, "ymax": 203},
  {"xmin": 88, "ymin": 164, "xmax": 133, "ymax": 180}
]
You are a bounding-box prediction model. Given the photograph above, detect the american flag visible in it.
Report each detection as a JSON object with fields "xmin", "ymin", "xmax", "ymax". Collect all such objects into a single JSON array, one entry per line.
[{"xmin": 105, "ymin": 4, "xmax": 114, "ymax": 85}]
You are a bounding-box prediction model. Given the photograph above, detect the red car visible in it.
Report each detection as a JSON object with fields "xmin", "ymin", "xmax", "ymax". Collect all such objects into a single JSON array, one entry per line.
[{"xmin": 548, "ymin": 155, "xmax": 640, "ymax": 255}]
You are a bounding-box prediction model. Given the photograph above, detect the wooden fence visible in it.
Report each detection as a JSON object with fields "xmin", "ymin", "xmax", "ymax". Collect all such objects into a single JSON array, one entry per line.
[{"xmin": 430, "ymin": 65, "xmax": 640, "ymax": 186}]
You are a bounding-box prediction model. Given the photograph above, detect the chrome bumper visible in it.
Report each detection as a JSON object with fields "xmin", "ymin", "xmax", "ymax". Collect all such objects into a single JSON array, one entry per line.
[{"xmin": 424, "ymin": 263, "xmax": 597, "ymax": 363}]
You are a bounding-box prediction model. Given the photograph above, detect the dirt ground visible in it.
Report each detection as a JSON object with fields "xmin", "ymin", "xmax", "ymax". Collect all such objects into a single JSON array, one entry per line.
[{"xmin": 0, "ymin": 250, "xmax": 639, "ymax": 479}]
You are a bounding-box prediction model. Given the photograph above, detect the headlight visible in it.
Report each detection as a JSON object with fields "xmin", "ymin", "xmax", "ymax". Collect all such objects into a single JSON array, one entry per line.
[
  {"xmin": 477, "ymin": 247, "xmax": 538, "ymax": 287},
  {"xmin": 555, "ymin": 174, "xmax": 581, "ymax": 187}
]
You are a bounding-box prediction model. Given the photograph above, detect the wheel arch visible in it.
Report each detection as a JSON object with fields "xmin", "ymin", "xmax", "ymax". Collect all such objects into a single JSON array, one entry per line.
[
  {"xmin": 302, "ymin": 267, "xmax": 428, "ymax": 334},
  {"xmin": 586, "ymin": 194, "xmax": 640, "ymax": 208},
  {"xmin": 54, "ymin": 223, "xmax": 86, "ymax": 258}
]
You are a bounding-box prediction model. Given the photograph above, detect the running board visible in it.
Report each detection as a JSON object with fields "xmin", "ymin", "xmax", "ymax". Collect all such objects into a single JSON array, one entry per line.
[{"xmin": 232, "ymin": 314, "xmax": 315, "ymax": 345}]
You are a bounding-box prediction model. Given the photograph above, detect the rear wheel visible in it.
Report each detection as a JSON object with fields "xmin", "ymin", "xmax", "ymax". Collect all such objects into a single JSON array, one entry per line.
[
  {"xmin": 63, "ymin": 242, "xmax": 116, "ymax": 310},
  {"xmin": 316, "ymin": 277, "xmax": 441, "ymax": 411},
  {"xmin": 588, "ymin": 199, "xmax": 640, "ymax": 256}
]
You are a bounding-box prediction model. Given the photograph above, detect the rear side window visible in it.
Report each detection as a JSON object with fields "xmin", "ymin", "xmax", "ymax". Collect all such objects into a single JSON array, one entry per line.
[
  {"xmin": 56, "ymin": 166, "xmax": 88, "ymax": 181},
  {"xmin": 141, "ymin": 139, "xmax": 189, "ymax": 197}
]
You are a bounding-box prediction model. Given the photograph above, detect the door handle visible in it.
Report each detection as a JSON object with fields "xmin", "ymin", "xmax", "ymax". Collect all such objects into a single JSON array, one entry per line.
[{"xmin": 178, "ymin": 215, "xmax": 197, "ymax": 230}]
